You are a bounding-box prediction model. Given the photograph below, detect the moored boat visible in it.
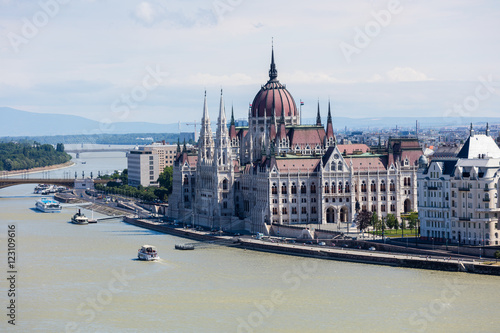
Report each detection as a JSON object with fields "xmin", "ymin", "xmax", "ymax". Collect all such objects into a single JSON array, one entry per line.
[
  {"xmin": 71, "ymin": 209, "xmax": 89, "ymax": 225},
  {"xmin": 35, "ymin": 197, "xmax": 62, "ymax": 213},
  {"xmin": 137, "ymin": 245, "xmax": 160, "ymax": 261}
]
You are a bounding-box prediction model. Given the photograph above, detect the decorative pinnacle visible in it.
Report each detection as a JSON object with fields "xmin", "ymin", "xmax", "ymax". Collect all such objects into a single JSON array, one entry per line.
[{"xmin": 269, "ymin": 41, "xmax": 278, "ymax": 81}]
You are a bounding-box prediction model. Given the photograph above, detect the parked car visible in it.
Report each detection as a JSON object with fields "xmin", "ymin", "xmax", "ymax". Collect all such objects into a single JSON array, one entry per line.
[
  {"xmin": 319, "ymin": 242, "xmax": 326, "ymax": 246},
  {"xmin": 368, "ymin": 247, "xmax": 376, "ymax": 251}
]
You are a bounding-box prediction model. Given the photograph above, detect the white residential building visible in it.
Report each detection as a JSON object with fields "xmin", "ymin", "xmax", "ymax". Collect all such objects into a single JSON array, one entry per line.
[
  {"xmin": 418, "ymin": 125, "xmax": 500, "ymax": 246},
  {"xmin": 127, "ymin": 150, "xmax": 159, "ymax": 187}
]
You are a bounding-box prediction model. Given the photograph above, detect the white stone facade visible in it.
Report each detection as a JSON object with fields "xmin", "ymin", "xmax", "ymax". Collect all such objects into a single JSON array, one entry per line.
[
  {"xmin": 168, "ymin": 52, "xmax": 422, "ymax": 234},
  {"xmin": 418, "ymin": 128, "xmax": 500, "ymax": 246}
]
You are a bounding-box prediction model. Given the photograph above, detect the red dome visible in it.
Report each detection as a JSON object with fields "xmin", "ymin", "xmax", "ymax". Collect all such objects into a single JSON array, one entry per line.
[
  {"xmin": 251, "ymin": 80, "xmax": 297, "ymax": 118},
  {"xmin": 250, "ymin": 47, "xmax": 297, "ymax": 118}
]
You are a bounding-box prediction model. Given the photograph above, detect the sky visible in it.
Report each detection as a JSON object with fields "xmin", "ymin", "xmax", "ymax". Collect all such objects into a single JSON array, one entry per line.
[{"xmin": 1, "ymin": 0, "xmax": 500, "ymax": 128}]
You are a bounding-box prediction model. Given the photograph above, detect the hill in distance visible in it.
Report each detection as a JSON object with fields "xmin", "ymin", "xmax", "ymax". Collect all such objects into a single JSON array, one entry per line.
[{"xmin": 2, "ymin": 107, "xmax": 499, "ymax": 137}]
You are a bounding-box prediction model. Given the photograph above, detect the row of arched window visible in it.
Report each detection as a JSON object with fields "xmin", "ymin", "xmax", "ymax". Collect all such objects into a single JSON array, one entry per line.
[
  {"xmin": 272, "ymin": 182, "xmax": 317, "ymax": 195},
  {"xmin": 324, "ymin": 181, "xmax": 350, "ymax": 194}
]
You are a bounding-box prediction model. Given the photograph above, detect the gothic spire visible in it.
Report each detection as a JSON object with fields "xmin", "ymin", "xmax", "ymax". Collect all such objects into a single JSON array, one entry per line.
[
  {"xmin": 316, "ymin": 100, "xmax": 322, "ymax": 126},
  {"xmin": 326, "ymin": 100, "xmax": 335, "ymax": 142},
  {"xmin": 229, "ymin": 105, "xmax": 237, "ymax": 140},
  {"xmin": 269, "ymin": 41, "xmax": 278, "ymax": 81}
]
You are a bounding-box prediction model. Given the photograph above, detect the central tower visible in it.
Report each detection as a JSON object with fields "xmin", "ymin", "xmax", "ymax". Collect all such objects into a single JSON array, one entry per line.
[{"xmin": 245, "ymin": 46, "xmax": 299, "ymax": 163}]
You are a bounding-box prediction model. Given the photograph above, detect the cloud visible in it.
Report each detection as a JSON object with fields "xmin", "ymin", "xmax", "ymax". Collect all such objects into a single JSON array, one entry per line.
[
  {"xmin": 366, "ymin": 68, "xmax": 432, "ymax": 83},
  {"xmin": 131, "ymin": 0, "xmax": 216, "ymax": 27},
  {"xmin": 133, "ymin": 2, "xmax": 159, "ymax": 25},
  {"xmin": 180, "ymin": 73, "xmax": 256, "ymax": 86},
  {"xmin": 386, "ymin": 67, "xmax": 432, "ymax": 82}
]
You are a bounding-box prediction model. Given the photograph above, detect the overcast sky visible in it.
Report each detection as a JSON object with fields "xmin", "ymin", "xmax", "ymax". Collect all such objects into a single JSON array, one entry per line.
[{"xmin": 1, "ymin": 0, "xmax": 499, "ymax": 127}]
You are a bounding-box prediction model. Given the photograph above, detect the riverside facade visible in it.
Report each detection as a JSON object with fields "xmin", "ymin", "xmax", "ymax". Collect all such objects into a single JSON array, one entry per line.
[{"xmin": 168, "ymin": 49, "xmax": 422, "ymax": 234}]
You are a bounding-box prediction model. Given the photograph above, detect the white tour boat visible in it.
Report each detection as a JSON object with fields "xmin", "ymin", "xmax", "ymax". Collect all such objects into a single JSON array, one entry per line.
[
  {"xmin": 137, "ymin": 245, "xmax": 160, "ymax": 261},
  {"xmin": 71, "ymin": 209, "xmax": 89, "ymax": 225},
  {"xmin": 35, "ymin": 197, "xmax": 62, "ymax": 213}
]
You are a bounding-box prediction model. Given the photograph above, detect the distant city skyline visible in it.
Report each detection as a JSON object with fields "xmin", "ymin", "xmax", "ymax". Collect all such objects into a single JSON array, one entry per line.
[{"xmin": 1, "ymin": 0, "xmax": 499, "ymax": 131}]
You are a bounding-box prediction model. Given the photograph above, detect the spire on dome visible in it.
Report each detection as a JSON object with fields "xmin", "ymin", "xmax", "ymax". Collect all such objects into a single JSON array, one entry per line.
[
  {"xmin": 316, "ymin": 100, "xmax": 322, "ymax": 126},
  {"xmin": 269, "ymin": 40, "xmax": 278, "ymax": 81}
]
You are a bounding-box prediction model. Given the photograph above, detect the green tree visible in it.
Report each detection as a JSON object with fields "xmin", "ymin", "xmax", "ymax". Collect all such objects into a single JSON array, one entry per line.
[
  {"xmin": 157, "ymin": 166, "xmax": 173, "ymax": 194},
  {"xmin": 371, "ymin": 212, "xmax": 379, "ymax": 237},
  {"xmin": 356, "ymin": 210, "xmax": 372, "ymax": 233},
  {"xmin": 386, "ymin": 214, "xmax": 397, "ymax": 230},
  {"xmin": 407, "ymin": 212, "xmax": 418, "ymax": 232}
]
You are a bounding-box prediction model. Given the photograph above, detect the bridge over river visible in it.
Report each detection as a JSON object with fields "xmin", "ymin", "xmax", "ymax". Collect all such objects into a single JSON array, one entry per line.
[{"xmin": 0, "ymin": 178, "xmax": 108, "ymax": 189}]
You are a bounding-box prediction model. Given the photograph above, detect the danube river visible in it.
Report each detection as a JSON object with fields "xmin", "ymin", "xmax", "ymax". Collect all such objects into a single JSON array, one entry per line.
[{"xmin": 1, "ymin": 150, "xmax": 499, "ymax": 332}]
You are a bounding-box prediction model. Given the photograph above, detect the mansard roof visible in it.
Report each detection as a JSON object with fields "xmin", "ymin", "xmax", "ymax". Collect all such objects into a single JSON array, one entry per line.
[
  {"xmin": 288, "ymin": 126, "xmax": 326, "ymax": 147},
  {"xmin": 350, "ymin": 157, "xmax": 387, "ymax": 171},
  {"xmin": 337, "ymin": 144, "xmax": 370, "ymax": 155},
  {"xmin": 274, "ymin": 157, "xmax": 321, "ymax": 173},
  {"xmin": 457, "ymin": 134, "xmax": 500, "ymax": 159}
]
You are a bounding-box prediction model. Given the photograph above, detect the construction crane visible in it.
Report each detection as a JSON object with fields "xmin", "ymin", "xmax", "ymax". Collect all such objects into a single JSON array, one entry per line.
[{"xmin": 178, "ymin": 120, "xmax": 198, "ymax": 143}]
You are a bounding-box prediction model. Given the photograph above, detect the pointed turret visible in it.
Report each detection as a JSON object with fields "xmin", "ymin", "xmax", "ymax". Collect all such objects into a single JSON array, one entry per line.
[
  {"xmin": 326, "ymin": 100, "xmax": 335, "ymax": 143},
  {"xmin": 269, "ymin": 43, "xmax": 278, "ymax": 81},
  {"xmin": 216, "ymin": 89, "xmax": 228, "ymax": 139},
  {"xmin": 214, "ymin": 89, "xmax": 231, "ymax": 166},
  {"xmin": 229, "ymin": 105, "xmax": 237, "ymax": 140},
  {"xmin": 198, "ymin": 91, "xmax": 214, "ymax": 161},
  {"xmin": 316, "ymin": 100, "xmax": 322, "ymax": 126}
]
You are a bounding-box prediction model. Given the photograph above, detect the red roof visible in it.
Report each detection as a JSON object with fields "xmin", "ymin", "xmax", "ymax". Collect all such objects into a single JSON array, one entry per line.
[
  {"xmin": 275, "ymin": 158, "xmax": 320, "ymax": 173},
  {"xmin": 337, "ymin": 144, "xmax": 370, "ymax": 155},
  {"xmin": 350, "ymin": 157, "xmax": 387, "ymax": 171},
  {"xmin": 251, "ymin": 80, "xmax": 297, "ymax": 118},
  {"xmin": 289, "ymin": 127, "xmax": 326, "ymax": 148}
]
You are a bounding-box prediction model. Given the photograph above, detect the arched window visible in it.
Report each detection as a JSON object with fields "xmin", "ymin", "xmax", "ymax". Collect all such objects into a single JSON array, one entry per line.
[
  {"xmin": 370, "ymin": 180, "xmax": 376, "ymax": 192},
  {"xmin": 324, "ymin": 182, "xmax": 330, "ymax": 194},
  {"xmin": 311, "ymin": 182, "xmax": 316, "ymax": 194},
  {"xmin": 281, "ymin": 183, "xmax": 287, "ymax": 195},
  {"xmin": 301, "ymin": 182, "xmax": 307, "ymax": 194},
  {"xmin": 338, "ymin": 181, "xmax": 343, "ymax": 193},
  {"xmin": 380, "ymin": 180, "xmax": 386, "ymax": 192},
  {"xmin": 390, "ymin": 180, "xmax": 395, "ymax": 192},
  {"xmin": 345, "ymin": 182, "xmax": 350, "ymax": 193},
  {"xmin": 291, "ymin": 183, "xmax": 297, "ymax": 194},
  {"xmin": 183, "ymin": 175, "xmax": 189, "ymax": 185},
  {"xmin": 272, "ymin": 183, "xmax": 277, "ymax": 195},
  {"xmin": 338, "ymin": 161, "xmax": 343, "ymax": 171},
  {"xmin": 361, "ymin": 181, "xmax": 367, "ymax": 192},
  {"xmin": 222, "ymin": 178, "xmax": 228, "ymax": 190}
]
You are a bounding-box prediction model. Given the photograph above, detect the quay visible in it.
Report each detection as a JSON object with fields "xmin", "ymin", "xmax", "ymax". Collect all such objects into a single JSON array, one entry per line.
[{"xmin": 123, "ymin": 217, "xmax": 500, "ymax": 276}]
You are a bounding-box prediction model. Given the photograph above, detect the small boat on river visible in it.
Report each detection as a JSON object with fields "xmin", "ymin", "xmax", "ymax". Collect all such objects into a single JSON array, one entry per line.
[
  {"xmin": 137, "ymin": 245, "xmax": 160, "ymax": 261},
  {"xmin": 71, "ymin": 209, "xmax": 89, "ymax": 225},
  {"xmin": 35, "ymin": 197, "xmax": 62, "ymax": 213}
]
